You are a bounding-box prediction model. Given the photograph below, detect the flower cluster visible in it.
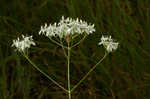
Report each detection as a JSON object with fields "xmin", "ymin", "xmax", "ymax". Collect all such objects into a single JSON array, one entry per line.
[
  {"xmin": 99, "ymin": 35, "xmax": 119, "ymax": 52},
  {"xmin": 12, "ymin": 35, "xmax": 35, "ymax": 52},
  {"xmin": 12, "ymin": 16, "xmax": 119, "ymax": 54},
  {"xmin": 39, "ymin": 16, "xmax": 95, "ymax": 38}
]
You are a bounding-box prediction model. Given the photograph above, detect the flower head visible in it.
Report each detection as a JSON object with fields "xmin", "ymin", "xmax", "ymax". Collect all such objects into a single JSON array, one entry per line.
[
  {"xmin": 39, "ymin": 16, "xmax": 95, "ymax": 38},
  {"xmin": 99, "ymin": 35, "xmax": 119, "ymax": 52},
  {"xmin": 12, "ymin": 35, "xmax": 35, "ymax": 52}
]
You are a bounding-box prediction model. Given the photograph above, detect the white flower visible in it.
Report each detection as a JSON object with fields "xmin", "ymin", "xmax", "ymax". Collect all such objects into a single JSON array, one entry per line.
[
  {"xmin": 39, "ymin": 23, "xmax": 57, "ymax": 37},
  {"xmin": 12, "ymin": 35, "xmax": 35, "ymax": 52},
  {"xmin": 99, "ymin": 35, "xmax": 119, "ymax": 52},
  {"xmin": 39, "ymin": 16, "xmax": 95, "ymax": 38}
]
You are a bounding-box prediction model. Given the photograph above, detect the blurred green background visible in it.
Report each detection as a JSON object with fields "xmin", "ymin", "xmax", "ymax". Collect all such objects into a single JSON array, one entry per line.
[{"xmin": 0, "ymin": 0, "xmax": 150, "ymax": 99}]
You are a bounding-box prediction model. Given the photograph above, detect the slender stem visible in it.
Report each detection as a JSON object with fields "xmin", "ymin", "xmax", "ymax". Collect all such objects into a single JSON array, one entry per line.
[
  {"xmin": 71, "ymin": 51, "xmax": 108, "ymax": 92},
  {"xmin": 49, "ymin": 37, "xmax": 67, "ymax": 49},
  {"xmin": 71, "ymin": 34, "xmax": 87, "ymax": 48},
  {"xmin": 60, "ymin": 38, "xmax": 67, "ymax": 58},
  {"xmin": 23, "ymin": 54, "xmax": 68, "ymax": 93},
  {"xmin": 67, "ymin": 43, "xmax": 71, "ymax": 99},
  {"xmin": 72, "ymin": 34, "xmax": 79, "ymax": 39}
]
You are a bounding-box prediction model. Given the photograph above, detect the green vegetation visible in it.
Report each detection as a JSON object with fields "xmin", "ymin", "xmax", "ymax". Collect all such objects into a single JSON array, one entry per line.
[{"xmin": 0, "ymin": 0, "xmax": 150, "ymax": 98}]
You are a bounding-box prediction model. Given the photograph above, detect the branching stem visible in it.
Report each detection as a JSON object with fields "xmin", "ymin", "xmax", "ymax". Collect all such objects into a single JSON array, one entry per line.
[
  {"xmin": 23, "ymin": 53, "xmax": 68, "ymax": 93},
  {"xmin": 71, "ymin": 51, "xmax": 108, "ymax": 92}
]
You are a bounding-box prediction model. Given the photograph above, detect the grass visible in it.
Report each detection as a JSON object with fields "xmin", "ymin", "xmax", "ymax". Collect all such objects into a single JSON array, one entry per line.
[{"xmin": 0, "ymin": 0, "xmax": 150, "ymax": 98}]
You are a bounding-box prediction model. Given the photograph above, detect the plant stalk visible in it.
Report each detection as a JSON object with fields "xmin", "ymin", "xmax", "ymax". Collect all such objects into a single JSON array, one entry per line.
[
  {"xmin": 71, "ymin": 51, "xmax": 108, "ymax": 92},
  {"xmin": 67, "ymin": 43, "xmax": 71, "ymax": 99},
  {"xmin": 23, "ymin": 54, "xmax": 68, "ymax": 93}
]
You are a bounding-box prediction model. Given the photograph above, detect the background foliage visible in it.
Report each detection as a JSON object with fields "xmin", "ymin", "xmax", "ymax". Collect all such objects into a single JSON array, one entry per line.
[{"xmin": 0, "ymin": 0, "xmax": 150, "ymax": 99}]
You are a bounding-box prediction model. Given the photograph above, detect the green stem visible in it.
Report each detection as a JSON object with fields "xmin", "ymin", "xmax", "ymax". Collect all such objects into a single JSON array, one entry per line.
[
  {"xmin": 60, "ymin": 38, "xmax": 67, "ymax": 58},
  {"xmin": 72, "ymin": 34, "xmax": 79, "ymax": 39},
  {"xmin": 67, "ymin": 43, "xmax": 71, "ymax": 99},
  {"xmin": 71, "ymin": 34, "xmax": 87, "ymax": 48},
  {"xmin": 23, "ymin": 54, "xmax": 68, "ymax": 93},
  {"xmin": 49, "ymin": 37, "xmax": 67, "ymax": 49},
  {"xmin": 71, "ymin": 51, "xmax": 108, "ymax": 92}
]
